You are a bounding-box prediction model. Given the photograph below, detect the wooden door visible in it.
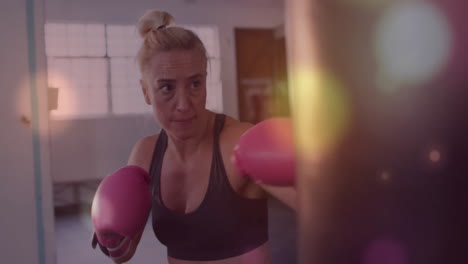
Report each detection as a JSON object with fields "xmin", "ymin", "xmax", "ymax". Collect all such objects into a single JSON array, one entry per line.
[{"xmin": 235, "ymin": 28, "xmax": 290, "ymax": 124}]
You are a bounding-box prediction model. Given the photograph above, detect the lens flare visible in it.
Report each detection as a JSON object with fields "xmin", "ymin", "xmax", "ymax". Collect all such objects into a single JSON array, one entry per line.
[
  {"xmin": 15, "ymin": 71, "xmax": 52, "ymax": 137},
  {"xmin": 47, "ymin": 58, "xmax": 79, "ymax": 119},
  {"xmin": 375, "ymin": 1, "xmax": 452, "ymax": 89},
  {"xmin": 379, "ymin": 170, "xmax": 391, "ymax": 182},
  {"xmin": 289, "ymin": 69, "xmax": 350, "ymax": 160},
  {"xmin": 429, "ymin": 149, "xmax": 441, "ymax": 163},
  {"xmin": 363, "ymin": 238, "xmax": 408, "ymax": 264}
]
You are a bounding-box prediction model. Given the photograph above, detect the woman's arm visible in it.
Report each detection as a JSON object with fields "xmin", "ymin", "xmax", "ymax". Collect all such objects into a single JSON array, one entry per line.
[
  {"xmin": 127, "ymin": 135, "xmax": 157, "ymax": 170},
  {"xmin": 258, "ymin": 184, "xmax": 297, "ymax": 211}
]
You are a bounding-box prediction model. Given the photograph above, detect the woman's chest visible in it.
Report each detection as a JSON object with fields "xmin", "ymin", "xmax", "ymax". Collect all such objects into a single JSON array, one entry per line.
[{"xmin": 158, "ymin": 146, "xmax": 248, "ymax": 214}]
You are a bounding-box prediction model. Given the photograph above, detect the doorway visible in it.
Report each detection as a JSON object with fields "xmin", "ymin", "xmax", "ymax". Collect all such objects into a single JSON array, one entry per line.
[{"xmin": 235, "ymin": 27, "xmax": 290, "ymax": 124}]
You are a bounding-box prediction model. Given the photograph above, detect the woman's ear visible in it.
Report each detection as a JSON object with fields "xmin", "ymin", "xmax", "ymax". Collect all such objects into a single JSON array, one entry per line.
[{"xmin": 140, "ymin": 79, "xmax": 151, "ymax": 105}]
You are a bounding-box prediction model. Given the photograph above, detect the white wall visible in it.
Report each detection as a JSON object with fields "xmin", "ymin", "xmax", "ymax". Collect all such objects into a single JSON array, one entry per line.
[{"xmin": 1, "ymin": 0, "xmax": 55, "ymax": 264}]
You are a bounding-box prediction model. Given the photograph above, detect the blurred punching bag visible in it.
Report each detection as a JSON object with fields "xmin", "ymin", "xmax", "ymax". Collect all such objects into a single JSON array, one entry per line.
[{"xmin": 285, "ymin": 0, "xmax": 468, "ymax": 263}]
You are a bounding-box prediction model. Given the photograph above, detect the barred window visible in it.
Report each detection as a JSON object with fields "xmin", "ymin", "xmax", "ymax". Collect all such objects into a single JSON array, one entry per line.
[{"xmin": 45, "ymin": 23, "xmax": 223, "ymax": 119}]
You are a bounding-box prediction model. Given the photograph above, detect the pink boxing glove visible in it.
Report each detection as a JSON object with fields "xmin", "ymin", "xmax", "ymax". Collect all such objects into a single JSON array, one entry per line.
[
  {"xmin": 91, "ymin": 165, "xmax": 151, "ymax": 263},
  {"xmin": 232, "ymin": 118, "xmax": 296, "ymax": 186}
]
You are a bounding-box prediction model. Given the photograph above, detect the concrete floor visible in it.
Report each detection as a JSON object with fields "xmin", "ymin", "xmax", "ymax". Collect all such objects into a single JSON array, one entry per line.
[{"xmin": 54, "ymin": 198, "xmax": 296, "ymax": 264}]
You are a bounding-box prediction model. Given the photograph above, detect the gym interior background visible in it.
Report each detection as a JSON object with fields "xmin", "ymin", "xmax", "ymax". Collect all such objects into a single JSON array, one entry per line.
[
  {"xmin": 2, "ymin": 0, "xmax": 295, "ymax": 263},
  {"xmin": 1, "ymin": 0, "xmax": 467, "ymax": 263}
]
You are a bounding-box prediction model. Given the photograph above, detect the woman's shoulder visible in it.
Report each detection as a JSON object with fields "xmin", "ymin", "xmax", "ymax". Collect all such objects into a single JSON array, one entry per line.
[
  {"xmin": 219, "ymin": 115, "xmax": 254, "ymax": 158},
  {"xmin": 127, "ymin": 133, "xmax": 159, "ymax": 172},
  {"xmin": 219, "ymin": 114, "xmax": 268, "ymax": 199},
  {"xmin": 222, "ymin": 115, "xmax": 253, "ymax": 140}
]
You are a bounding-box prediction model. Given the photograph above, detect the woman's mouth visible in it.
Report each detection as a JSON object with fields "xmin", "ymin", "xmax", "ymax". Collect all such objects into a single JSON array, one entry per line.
[{"xmin": 172, "ymin": 116, "xmax": 195, "ymax": 125}]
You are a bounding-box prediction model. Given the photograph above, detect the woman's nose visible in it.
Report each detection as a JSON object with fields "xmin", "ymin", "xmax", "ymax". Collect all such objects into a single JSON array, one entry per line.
[{"xmin": 175, "ymin": 92, "xmax": 191, "ymax": 112}]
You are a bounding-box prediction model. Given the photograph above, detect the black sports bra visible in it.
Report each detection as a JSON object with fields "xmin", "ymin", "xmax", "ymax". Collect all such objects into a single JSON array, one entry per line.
[{"xmin": 149, "ymin": 114, "xmax": 269, "ymax": 261}]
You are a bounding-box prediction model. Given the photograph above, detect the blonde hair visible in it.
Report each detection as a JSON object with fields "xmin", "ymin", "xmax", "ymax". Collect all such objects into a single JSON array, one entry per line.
[{"xmin": 136, "ymin": 10, "xmax": 208, "ymax": 74}]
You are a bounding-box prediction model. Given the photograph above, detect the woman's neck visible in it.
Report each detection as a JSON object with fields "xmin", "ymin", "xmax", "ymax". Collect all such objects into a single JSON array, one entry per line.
[{"xmin": 167, "ymin": 111, "xmax": 215, "ymax": 162}]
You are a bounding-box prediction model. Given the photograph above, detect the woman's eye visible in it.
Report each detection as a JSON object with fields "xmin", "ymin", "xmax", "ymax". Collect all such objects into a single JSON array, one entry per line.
[
  {"xmin": 160, "ymin": 85, "xmax": 173, "ymax": 93},
  {"xmin": 191, "ymin": 81, "xmax": 202, "ymax": 89}
]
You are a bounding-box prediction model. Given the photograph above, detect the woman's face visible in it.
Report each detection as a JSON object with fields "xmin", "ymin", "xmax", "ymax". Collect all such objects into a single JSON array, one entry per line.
[{"xmin": 141, "ymin": 48, "xmax": 208, "ymax": 140}]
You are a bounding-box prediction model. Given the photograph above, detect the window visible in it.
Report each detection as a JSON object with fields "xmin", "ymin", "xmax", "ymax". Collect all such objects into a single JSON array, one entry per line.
[
  {"xmin": 45, "ymin": 23, "xmax": 223, "ymax": 119},
  {"xmin": 45, "ymin": 23, "xmax": 108, "ymax": 119}
]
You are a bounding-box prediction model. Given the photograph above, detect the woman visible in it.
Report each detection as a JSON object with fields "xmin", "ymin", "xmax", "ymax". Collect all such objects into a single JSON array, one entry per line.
[{"xmin": 126, "ymin": 9, "xmax": 296, "ymax": 264}]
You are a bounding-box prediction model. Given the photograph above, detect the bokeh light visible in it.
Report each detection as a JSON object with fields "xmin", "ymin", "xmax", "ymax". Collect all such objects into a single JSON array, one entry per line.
[
  {"xmin": 375, "ymin": 1, "xmax": 452, "ymax": 90},
  {"xmin": 289, "ymin": 69, "xmax": 350, "ymax": 160},
  {"xmin": 363, "ymin": 238, "xmax": 408, "ymax": 264},
  {"xmin": 16, "ymin": 72, "xmax": 53, "ymax": 137},
  {"xmin": 429, "ymin": 149, "xmax": 441, "ymax": 163},
  {"xmin": 286, "ymin": 0, "xmax": 351, "ymax": 162},
  {"xmin": 47, "ymin": 67, "xmax": 79, "ymax": 119},
  {"xmin": 379, "ymin": 170, "xmax": 391, "ymax": 182}
]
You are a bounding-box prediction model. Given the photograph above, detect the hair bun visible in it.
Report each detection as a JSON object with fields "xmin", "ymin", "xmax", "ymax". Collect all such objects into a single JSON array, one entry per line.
[{"xmin": 137, "ymin": 10, "xmax": 174, "ymax": 38}]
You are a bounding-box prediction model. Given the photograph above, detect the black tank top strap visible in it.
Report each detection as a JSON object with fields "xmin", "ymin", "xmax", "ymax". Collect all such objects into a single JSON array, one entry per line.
[
  {"xmin": 210, "ymin": 114, "xmax": 227, "ymax": 188},
  {"xmin": 212, "ymin": 113, "xmax": 226, "ymax": 147},
  {"xmin": 149, "ymin": 129, "xmax": 167, "ymax": 206}
]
